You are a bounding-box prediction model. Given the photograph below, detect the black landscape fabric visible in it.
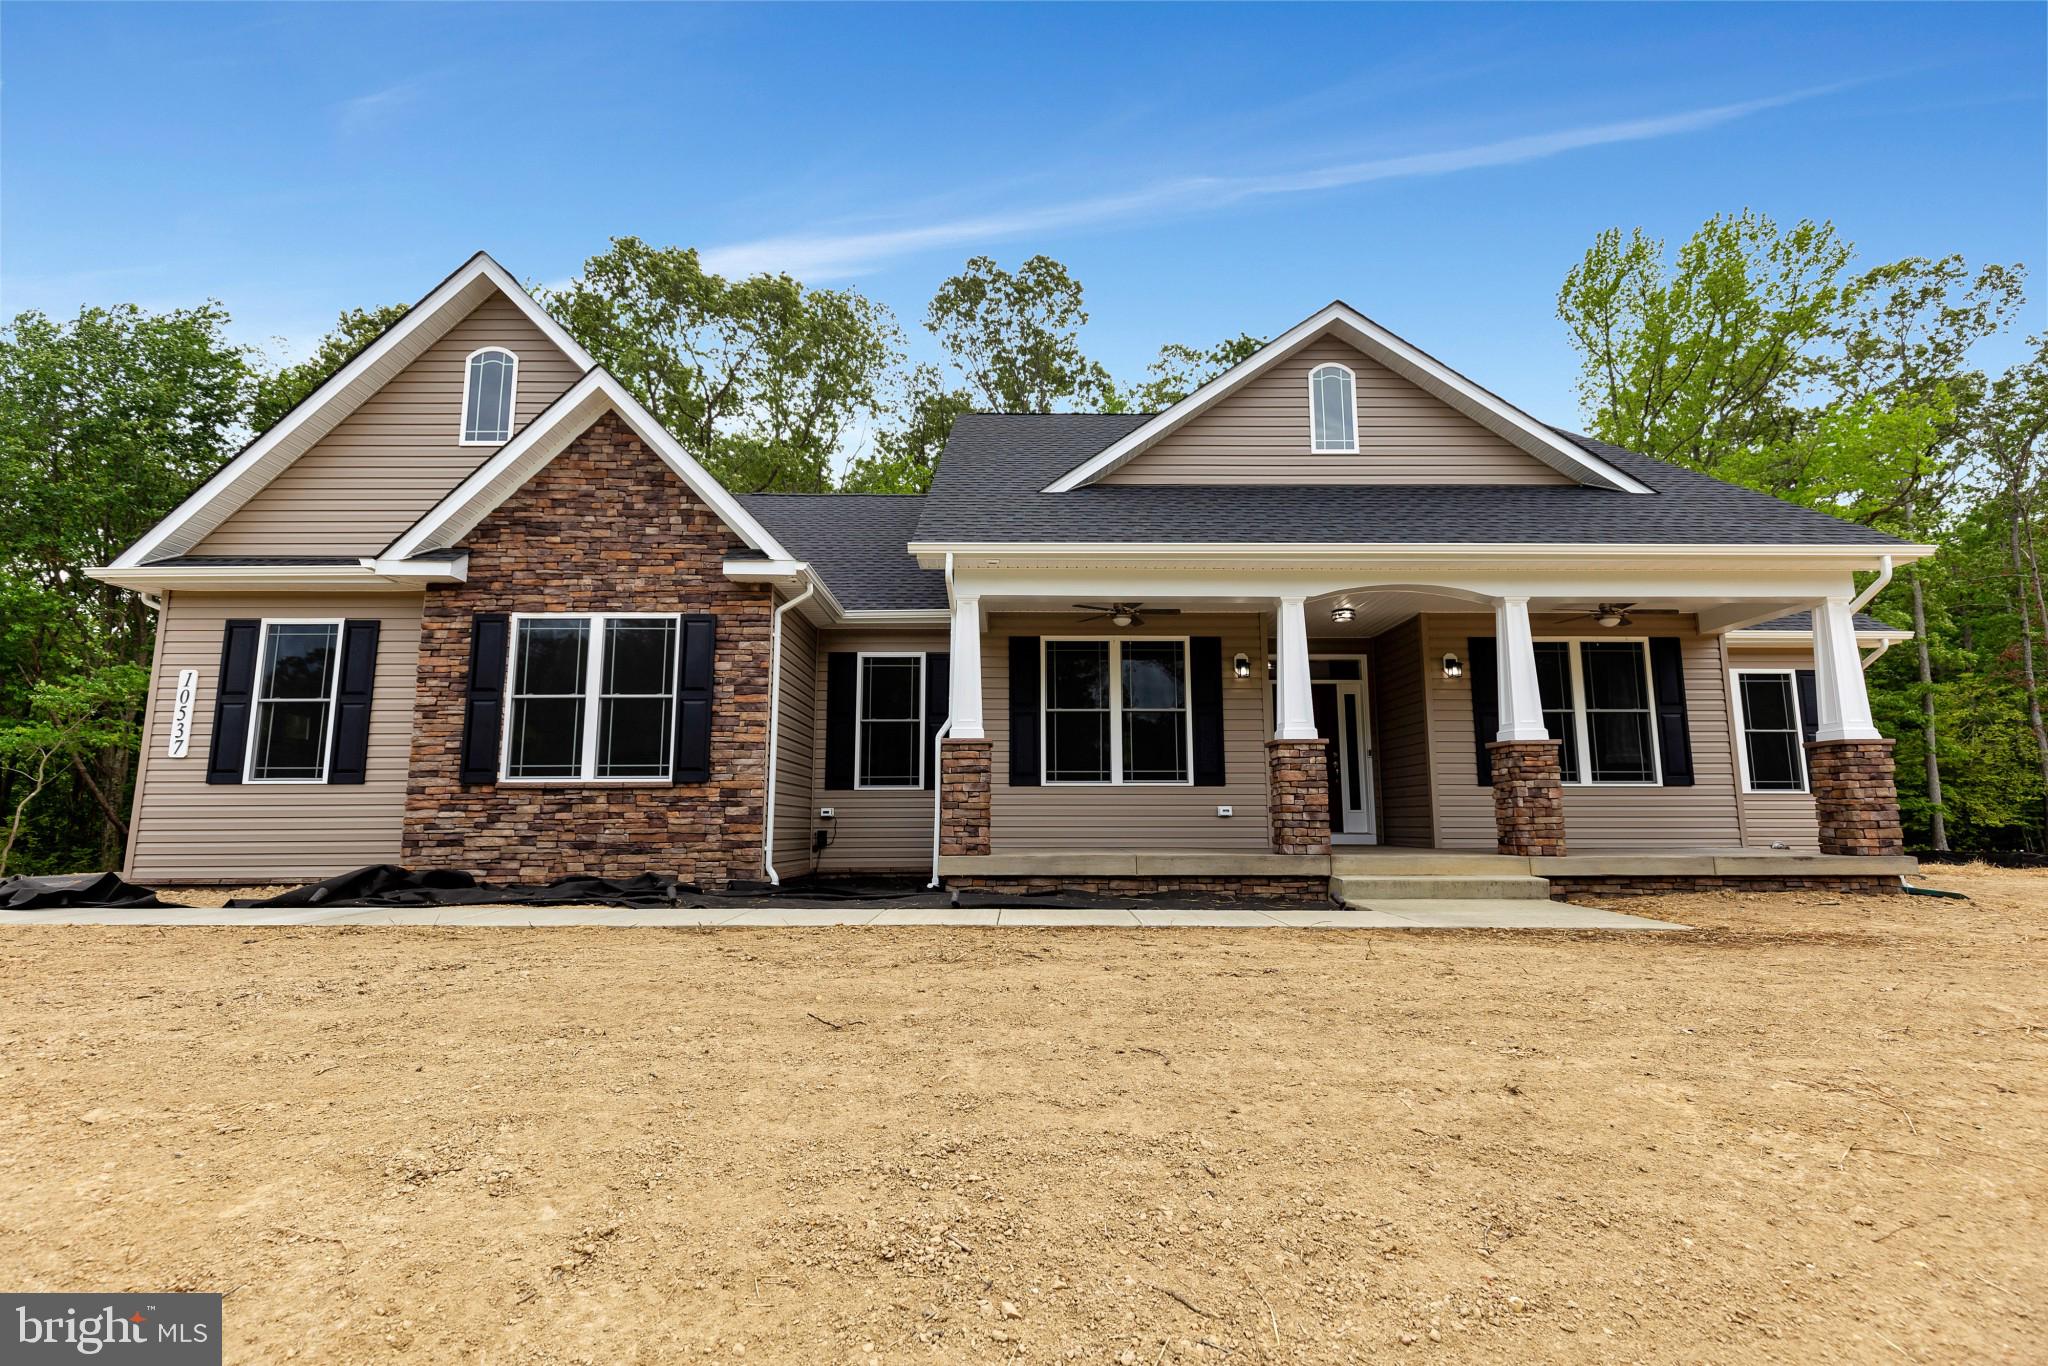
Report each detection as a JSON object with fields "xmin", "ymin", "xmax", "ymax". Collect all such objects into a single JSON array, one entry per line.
[
  {"xmin": 225, "ymin": 864, "xmax": 936, "ymax": 909},
  {"xmin": 1, "ymin": 872, "xmax": 171, "ymax": 910}
]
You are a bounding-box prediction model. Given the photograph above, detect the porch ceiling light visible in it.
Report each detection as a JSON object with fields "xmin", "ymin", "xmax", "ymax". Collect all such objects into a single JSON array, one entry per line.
[
  {"xmin": 1112, "ymin": 610, "xmax": 1134, "ymax": 627},
  {"xmin": 1329, "ymin": 605, "xmax": 1356, "ymax": 625},
  {"xmin": 1441, "ymin": 652, "xmax": 1464, "ymax": 679},
  {"xmin": 1232, "ymin": 652, "xmax": 1252, "ymax": 679}
]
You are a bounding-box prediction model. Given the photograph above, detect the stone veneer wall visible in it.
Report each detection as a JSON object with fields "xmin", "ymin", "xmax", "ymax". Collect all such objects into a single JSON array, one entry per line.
[
  {"xmin": 1806, "ymin": 739, "xmax": 1906, "ymax": 857},
  {"xmin": 1487, "ymin": 740, "xmax": 1566, "ymax": 856},
  {"xmin": 402, "ymin": 412, "xmax": 772, "ymax": 887},
  {"xmin": 938, "ymin": 738, "xmax": 992, "ymax": 857},
  {"xmin": 947, "ymin": 875, "xmax": 1335, "ymax": 904},
  {"xmin": 1266, "ymin": 739, "xmax": 1332, "ymax": 855},
  {"xmin": 1547, "ymin": 874, "xmax": 1902, "ymax": 899}
]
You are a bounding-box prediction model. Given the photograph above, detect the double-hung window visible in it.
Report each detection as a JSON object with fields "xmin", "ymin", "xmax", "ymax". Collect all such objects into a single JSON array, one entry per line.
[
  {"xmin": 1042, "ymin": 638, "xmax": 1191, "ymax": 784},
  {"xmin": 1530, "ymin": 639, "xmax": 1661, "ymax": 785},
  {"xmin": 246, "ymin": 620, "xmax": 342, "ymax": 782},
  {"xmin": 856, "ymin": 653, "xmax": 924, "ymax": 788},
  {"xmin": 1735, "ymin": 670, "xmax": 1807, "ymax": 792},
  {"xmin": 503, "ymin": 614, "xmax": 679, "ymax": 781}
]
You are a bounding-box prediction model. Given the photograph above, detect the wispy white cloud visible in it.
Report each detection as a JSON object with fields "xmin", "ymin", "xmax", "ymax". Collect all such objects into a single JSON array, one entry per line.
[
  {"xmin": 701, "ymin": 88, "xmax": 1832, "ymax": 279},
  {"xmin": 334, "ymin": 80, "xmax": 422, "ymax": 136}
]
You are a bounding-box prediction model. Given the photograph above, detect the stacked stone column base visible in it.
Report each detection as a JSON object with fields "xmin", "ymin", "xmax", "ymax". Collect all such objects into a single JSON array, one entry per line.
[
  {"xmin": 1266, "ymin": 738, "xmax": 1332, "ymax": 855},
  {"xmin": 1806, "ymin": 738, "xmax": 1904, "ymax": 856},
  {"xmin": 1488, "ymin": 739, "xmax": 1566, "ymax": 857},
  {"xmin": 938, "ymin": 737, "xmax": 993, "ymax": 857}
]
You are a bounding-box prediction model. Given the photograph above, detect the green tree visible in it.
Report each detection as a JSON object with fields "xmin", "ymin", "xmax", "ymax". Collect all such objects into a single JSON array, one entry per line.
[
  {"xmin": 544, "ymin": 237, "xmax": 903, "ymax": 491},
  {"xmin": 840, "ymin": 364, "xmax": 975, "ymax": 494},
  {"xmin": 0, "ymin": 665, "xmax": 149, "ymax": 876},
  {"xmin": 1125, "ymin": 333, "xmax": 1267, "ymax": 410},
  {"xmin": 252, "ymin": 303, "xmax": 410, "ymax": 432},
  {"xmin": 925, "ymin": 255, "xmax": 1113, "ymax": 412}
]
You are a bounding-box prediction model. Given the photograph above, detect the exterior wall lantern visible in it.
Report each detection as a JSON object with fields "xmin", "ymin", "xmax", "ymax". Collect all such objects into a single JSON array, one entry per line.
[
  {"xmin": 1441, "ymin": 652, "xmax": 1464, "ymax": 679},
  {"xmin": 1232, "ymin": 652, "xmax": 1252, "ymax": 679}
]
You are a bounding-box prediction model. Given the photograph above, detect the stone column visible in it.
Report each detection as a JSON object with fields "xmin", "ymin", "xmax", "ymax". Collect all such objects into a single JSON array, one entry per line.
[
  {"xmin": 938, "ymin": 737, "xmax": 992, "ymax": 856},
  {"xmin": 1807, "ymin": 739, "xmax": 1904, "ymax": 856},
  {"xmin": 1488, "ymin": 740, "xmax": 1567, "ymax": 857},
  {"xmin": 1267, "ymin": 738, "xmax": 1331, "ymax": 855}
]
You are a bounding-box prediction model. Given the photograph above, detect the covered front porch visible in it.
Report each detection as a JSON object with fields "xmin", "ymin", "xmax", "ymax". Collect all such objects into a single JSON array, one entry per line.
[{"xmin": 926, "ymin": 544, "xmax": 1910, "ymax": 885}]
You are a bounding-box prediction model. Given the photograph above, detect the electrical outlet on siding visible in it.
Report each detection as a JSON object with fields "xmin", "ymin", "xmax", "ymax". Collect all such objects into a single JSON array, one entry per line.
[{"xmin": 1216, "ymin": 805, "xmax": 1233, "ymax": 818}]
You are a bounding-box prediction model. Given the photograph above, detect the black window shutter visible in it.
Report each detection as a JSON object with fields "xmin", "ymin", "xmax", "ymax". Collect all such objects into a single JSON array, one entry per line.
[
  {"xmin": 824, "ymin": 651, "xmax": 857, "ymax": 790},
  {"xmin": 1648, "ymin": 636, "xmax": 1695, "ymax": 787},
  {"xmin": 1190, "ymin": 636, "xmax": 1226, "ymax": 786},
  {"xmin": 1466, "ymin": 636, "xmax": 1498, "ymax": 786},
  {"xmin": 326, "ymin": 619, "xmax": 381, "ymax": 785},
  {"xmin": 1009, "ymin": 635, "xmax": 1040, "ymax": 786},
  {"xmin": 672, "ymin": 614, "xmax": 715, "ymax": 785},
  {"xmin": 458, "ymin": 613, "xmax": 510, "ymax": 786},
  {"xmin": 922, "ymin": 652, "xmax": 949, "ymax": 790},
  {"xmin": 205, "ymin": 619, "xmax": 262, "ymax": 785},
  {"xmin": 1795, "ymin": 669, "xmax": 1819, "ymax": 747}
]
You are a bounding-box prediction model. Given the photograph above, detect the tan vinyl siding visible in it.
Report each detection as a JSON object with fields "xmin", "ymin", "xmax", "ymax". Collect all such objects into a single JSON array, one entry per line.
[
  {"xmin": 1373, "ymin": 616, "xmax": 1436, "ymax": 847},
  {"xmin": 195, "ymin": 294, "xmax": 584, "ymax": 556},
  {"xmin": 809, "ymin": 628, "xmax": 948, "ymax": 873},
  {"xmin": 1104, "ymin": 335, "xmax": 1574, "ymax": 486},
  {"xmin": 1421, "ymin": 613, "xmax": 1743, "ymax": 852},
  {"xmin": 770, "ymin": 607, "xmax": 819, "ymax": 879},
  {"xmin": 127, "ymin": 591, "xmax": 422, "ymax": 883},
  {"xmin": 986, "ymin": 613, "xmax": 1268, "ymax": 852},
  {"xmin": 1727, "ymin": 644, "xmax": 1822, "ymax": 851}
]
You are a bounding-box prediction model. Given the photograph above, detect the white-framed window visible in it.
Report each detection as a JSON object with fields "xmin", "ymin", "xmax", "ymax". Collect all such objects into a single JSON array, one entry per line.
[
  {"xmin": 246, "ymin": 619, "xmax": 343, "ymax": 783},
  {"xmin": 1733, "ymin": 669, "xmax": 1807, "ymax": 793},
  {"xmin": 856, "ymin": 652, "xmax": 924, "ymax": 788},
  {"xmin": 460, "ymin": 347, "xmax": 519, "ymax": 444},
  {"xmin": 501, "ymin": 613, "xmax": 679, "ymax": 782},
  {"xmin": 1530, "ymin": 638, "xmax": 1661, "ymax": 785},
  {"xmin": 1308, "ymin": 362, "xmax": 1358, "ymax": 453},
  {"xmin": 1042, "ymin": 637, "xmax": 1192, "ymax": 785}
]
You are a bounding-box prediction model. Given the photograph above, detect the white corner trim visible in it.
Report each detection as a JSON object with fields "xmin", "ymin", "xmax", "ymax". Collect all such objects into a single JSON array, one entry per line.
[
  {"xmin": 1041, "ymin": 301, "xmax": 1652, "ymax": 494},
  {"xmin": 386, "ymin": 369, "xmax": 793, "ymax": 562},
  {"xmin": 112, "ymin": 252, "xmax": 595, "ymax": 570}
]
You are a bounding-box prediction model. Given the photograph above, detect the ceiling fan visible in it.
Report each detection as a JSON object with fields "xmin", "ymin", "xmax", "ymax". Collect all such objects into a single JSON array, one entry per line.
[
  {"xmin": 1073, "ymin": 601, "xmax": 1180, "ymax": 627},
  {"xmin": 1560, "ymin": 602, "xmax": 1639, "ymax": 628}
]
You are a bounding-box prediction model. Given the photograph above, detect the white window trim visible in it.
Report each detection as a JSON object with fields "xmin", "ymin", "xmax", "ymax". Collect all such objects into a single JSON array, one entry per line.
[
  {"xmin": 1535, "ymin": 635, "xmax": 1664, "ymax": 787},
  {"xmin": 1730, "ymin": 667, "xmax": 1810, "ymax": 795},
  {"xmin": 1306, "ymin": 361, "xmax": 1359, "ymax": 455},
  {"xmin": 458, "ymin": 346, "xmax": 521, "ymax": 446},
  {"xmin": 498, "ymin": 611, "xmax": 680, "ymax": 784},
  {"xmin": 243, "ymin": 617, "xmax": 345, "ymax": 784},
  {"xmin": 854, "ymin": 651, "xmax": 926, "ymax": 790},
  {"xmin": 1040, "ymin": 635, "xmax": 1196, "ymax": 787}
]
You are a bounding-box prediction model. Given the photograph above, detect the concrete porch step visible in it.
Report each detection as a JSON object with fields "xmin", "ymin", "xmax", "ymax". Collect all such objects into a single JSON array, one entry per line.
[{"xmin": 1330, "ymin": 874, "xmax": 1552, "ymax": 903}]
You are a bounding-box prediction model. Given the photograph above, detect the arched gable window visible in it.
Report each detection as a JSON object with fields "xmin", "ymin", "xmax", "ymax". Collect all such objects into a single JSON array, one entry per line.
[
  {"xmin": 460, "ymin": 348, "xmax": 519, "ymax": 444},
  {"xmin": 1308, "ymin": 363, "xmax": 1358, "ymax": 453}
]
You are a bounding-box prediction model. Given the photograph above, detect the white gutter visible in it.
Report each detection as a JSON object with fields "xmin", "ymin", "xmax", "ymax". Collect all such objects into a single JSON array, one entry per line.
[
  {"xmin": 929, "ymin": 552, "xmax": 958, "ymax": 890},
  {"xmin": 1849, "ymin": 554, "xmax": 1894, "ymax": 614},
  {"xmin": 762, "ymin": 576, "xmax": 817, "ymax": 886},
  {"xmin": 1862, "ymin": 638, "xmax": 1895, "ymax": 670}
]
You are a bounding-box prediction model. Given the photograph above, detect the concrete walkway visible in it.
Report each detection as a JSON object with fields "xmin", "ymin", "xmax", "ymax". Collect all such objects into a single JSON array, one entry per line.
[{"xmin": 0, "ymin": 900, "xmax": 1686, "ymax": 930}]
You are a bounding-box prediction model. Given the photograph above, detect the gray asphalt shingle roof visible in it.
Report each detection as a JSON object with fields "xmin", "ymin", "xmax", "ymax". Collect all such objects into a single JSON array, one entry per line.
[
  {"xmin": 909, "ymin": 414, "xmax": 1911, "ymax": 549},
  {"xmin": 736, "ymin": 493, "xmax": 946, "ymax": 612},
  {"xmin": 1750, "ymin": 611, "xmax": 1904, "ymax": 635}
]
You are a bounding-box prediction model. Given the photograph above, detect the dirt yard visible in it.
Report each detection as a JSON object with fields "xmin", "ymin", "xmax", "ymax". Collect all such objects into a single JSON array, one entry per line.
[{"xmin": 2, "ymin": 866, "xmax": 2042, "ymax": 1363}]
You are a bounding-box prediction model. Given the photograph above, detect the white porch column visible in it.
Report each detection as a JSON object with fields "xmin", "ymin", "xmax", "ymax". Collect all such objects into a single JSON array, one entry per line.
[
  {"xmin": 1810, "ymin": 596, "xmax": 1881, "ymax": 741},
  {"xmin": 948, "ymin": 594, "xmax": 985, "ymax": 740},
  {"xmin": 1493, "ymin": 596, "xmax": 1550, "ymax": 741},
  {"xmin": 1274, "ymin": 596, "xmax": 1317, "ymax": 740}
]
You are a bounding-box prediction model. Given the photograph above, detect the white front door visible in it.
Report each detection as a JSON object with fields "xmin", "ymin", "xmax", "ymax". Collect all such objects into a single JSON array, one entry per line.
[{"xmin": 1311, "ymin": 672, "xmax": 1376, "ymax": 844}]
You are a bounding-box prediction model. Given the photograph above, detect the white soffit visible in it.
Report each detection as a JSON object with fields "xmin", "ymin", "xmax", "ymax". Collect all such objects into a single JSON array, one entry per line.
[
  {"xmin": 1042, "ymin": 301, "xmax": 1652, "ymax": 494},
  {"xmin": 112, "ymin": 252, "xmax": 597, "ymax": 569},
  {"xmin": 384, "ymin": 369, "xmax": 793, "ymax": 563}
]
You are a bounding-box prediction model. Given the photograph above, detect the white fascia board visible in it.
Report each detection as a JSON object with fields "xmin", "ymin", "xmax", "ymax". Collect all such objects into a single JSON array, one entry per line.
[
  {"xmin": 721, "ymin": 558, "xmax": 849, "ymax": 623},
  {"xmin": 114, "ymin": 253, "xmax": 595, "ymax": 570},
  {"xmin": 385, "ymin": 370, "xmax": 793, "ymax": 562},
  {"xmin": 1041, "ymin": 301, "xmax": 1652, "ymax": 494},
  {"xmin": 86, "ymin": 556, "xmax": 467, "ymax": 593},
  {"xmin": 1726, "ymin": 627, "xmax": 1914, "ymax": 647}
]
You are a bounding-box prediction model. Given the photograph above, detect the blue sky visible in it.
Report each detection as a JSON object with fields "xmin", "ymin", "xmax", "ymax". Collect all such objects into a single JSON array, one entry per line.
[{"xmin": 4, "ymin": 2, "xmax": 2043, "ymax": 430}]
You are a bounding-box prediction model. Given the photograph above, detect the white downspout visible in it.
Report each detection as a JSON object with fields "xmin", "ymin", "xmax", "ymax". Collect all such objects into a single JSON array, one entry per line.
[
  {"xmin": 1849, "ymin": 554, "xmax": 1894, "ymax": 614},
  {"xmin": 1862, "ymin": 638, "xmax": 1895, "ymax": 670},
  {"xmin": 763, "ymin": 576, "xmax": 816, "ymax": 886},
  {"xmin": 929, "ymin": 553, "xmax": 957, "ymax": 890}
]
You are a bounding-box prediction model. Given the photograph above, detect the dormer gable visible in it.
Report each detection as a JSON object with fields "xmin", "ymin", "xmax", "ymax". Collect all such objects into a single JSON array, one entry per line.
[{"xmin": 1045, "ymin": 302, "xmax": 1649, "ymax": 493}]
